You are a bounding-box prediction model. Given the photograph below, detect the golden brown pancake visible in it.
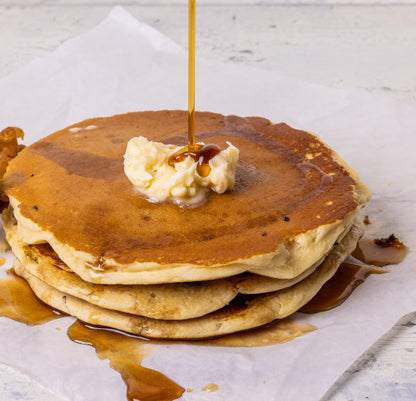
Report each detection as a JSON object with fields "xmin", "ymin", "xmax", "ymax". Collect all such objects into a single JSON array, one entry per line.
[
  {"xmin": 6, "ymin": 231, "xmax": 238, "ymax": 320},
  {"xmin": 4, "ymin": 217, "xmax": 352, "ymax": 319},
  {"xmin": 13, "ymin": 218, "xmax": 364, "ymax": 339},
  {"xmin": 2, "ymin": 111, "xmax": 370, "ymax": 285}
]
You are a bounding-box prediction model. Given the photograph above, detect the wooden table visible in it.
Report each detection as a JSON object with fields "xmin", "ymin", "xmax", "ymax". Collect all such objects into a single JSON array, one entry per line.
[{"xmin": 0, "ymin": 1, "xmax": 415, "ymax": 400}]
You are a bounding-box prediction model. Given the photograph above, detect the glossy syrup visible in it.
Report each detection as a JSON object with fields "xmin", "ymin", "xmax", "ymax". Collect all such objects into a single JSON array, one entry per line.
[
  {"xmin": 63, "ymin": 316, "xmax": 316, "ymax": 401},
  {"xmin": 352, "ymin": 235, "xmax": 409, "ymax": 266},
  {"xmin": 0, "ymin": 268, "xmax": 64, "ymax": 325},
  {"xmin": 300, "ymin": 262, "xmax": 387, "ymax": 313},
  {"xmin": 67, "ymin": 320, "xmax": 184, "ymax": 401},
  {"xmin": 65, "ymin": 317, "xmax": 317, "ymax": 401},
  {"xmin": 168, "ymin": 143, "xmax": 221, "ymax": 177},
  {"xmin": 301, "ymin": 232, "xmax": 409, "ymax": 314},
  {"xmin": 31, "ymin": 243, "xmax": 69, "ymax": 270},
  {"xmin": 168, "ymin": 0, "xmax": 222, "ymax": 177},
  {"xmin": 188, "ymin": 0, "xmax": 196, "ymax": 151}
]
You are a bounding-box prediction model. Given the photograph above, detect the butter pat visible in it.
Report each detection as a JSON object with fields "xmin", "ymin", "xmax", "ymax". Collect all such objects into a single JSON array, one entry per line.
[{"xmin": 124, "ymin": 136, "xmax": 239, "ymax": 205}]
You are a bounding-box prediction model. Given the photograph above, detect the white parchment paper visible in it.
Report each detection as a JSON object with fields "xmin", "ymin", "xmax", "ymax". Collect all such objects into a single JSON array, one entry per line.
[{"xmin": 0, "ymin": 6, "xmax": 415, "ymax": 401}]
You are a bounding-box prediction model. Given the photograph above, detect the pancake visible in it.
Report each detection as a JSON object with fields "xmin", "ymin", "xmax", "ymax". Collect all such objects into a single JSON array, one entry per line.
[
  {"xmin": 233, "ymin": 261, "xmax": 321, "ymax": 295},
  {"xmin": 13, "ymin": 219, "xmax": 364, "ymax": 339},
  {"xmin": 5, "ymin": 216, "xmax": 237, "ymax": 320},
  {"xmin": 2, "ymin": 111, "xmax": 370, "ymax": 285},
  {"xmin": 4, "ymin": 212, "xmax": 353, "ymax": 317}
]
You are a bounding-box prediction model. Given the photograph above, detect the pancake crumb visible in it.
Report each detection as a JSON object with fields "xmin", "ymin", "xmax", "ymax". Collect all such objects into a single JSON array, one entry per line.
[
  {"xmin": 363, "ymin": 215, "xmax": 371, "ymax": 225},
  {"xmin": 374, "ymin": 234, "xmax": 405, "ymax": 249}
]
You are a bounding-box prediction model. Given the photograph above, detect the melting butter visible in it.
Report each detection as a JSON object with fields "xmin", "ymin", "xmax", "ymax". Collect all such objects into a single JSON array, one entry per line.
[{"xmin": 123, "ymin": 136, "xmax": 239, "ymax": 205}]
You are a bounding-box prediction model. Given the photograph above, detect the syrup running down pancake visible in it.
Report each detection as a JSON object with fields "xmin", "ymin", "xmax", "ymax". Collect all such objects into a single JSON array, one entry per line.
[{"xmin": 2, "ymin": 110, "xmax": 370, "ymax": 338}]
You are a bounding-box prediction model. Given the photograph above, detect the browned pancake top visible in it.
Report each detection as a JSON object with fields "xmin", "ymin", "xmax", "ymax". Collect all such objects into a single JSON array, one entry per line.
[{"xmin": 3, "ymin": 110, "xmax": 358, "ymax": 265}]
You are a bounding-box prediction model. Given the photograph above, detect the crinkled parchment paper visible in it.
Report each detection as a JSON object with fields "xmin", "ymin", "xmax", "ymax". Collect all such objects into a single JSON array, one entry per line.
[{"xmin": 0, "ymin": 6, "xmax": 415, "ymax": 401}]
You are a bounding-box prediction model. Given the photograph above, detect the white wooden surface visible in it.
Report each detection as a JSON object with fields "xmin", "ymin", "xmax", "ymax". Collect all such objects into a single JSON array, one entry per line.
[
  {"xmin": 0, "ymin": 1, "xmax": 415, "ymax": 400},
  {"xmin": 1, "ymin": 2, "xmax": 416, "ymax": 103}
]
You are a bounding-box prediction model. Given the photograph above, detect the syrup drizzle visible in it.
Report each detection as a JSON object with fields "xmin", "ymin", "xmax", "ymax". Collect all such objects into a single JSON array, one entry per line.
[
  {"xmin": 168, "ymin": 143, "xmax": 221, "ymax": 177},
  {"xmin": 0, "ymin": 268, "xmax": 64, "ymax": 325},
  {"xmin": 301, "ymin": 233, "xmax": 409, "ymax": 313},
  {"xmin": 67, "ymin": 320, "xmax": 184, "ymax": 401},
  {"xmin": 0, "ymin": 231, "xmax": 408, "ymax": 400},
  {"xmin": 31, "ymin": 243, "xmax": 68, "ymax": 270},
  {"xmin": 168, "ymin": 0, "xmax": 222, "ymax": 177},
  {"xmin": 300, "ymin": 262, "xmax": 387, "ymax": 314},
  {"xmin": 188, "ymin": 0, "xmax": 196, "ymax": 151},
  {"xmin": 65, "ymin": 318, "xmax": 316, "ymax": 400}
]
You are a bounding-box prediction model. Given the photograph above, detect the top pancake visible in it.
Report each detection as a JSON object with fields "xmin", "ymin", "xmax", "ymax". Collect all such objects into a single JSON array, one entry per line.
[{"xmin": 2, "ymin": 111, "xmax": 370, "ymax": 284}]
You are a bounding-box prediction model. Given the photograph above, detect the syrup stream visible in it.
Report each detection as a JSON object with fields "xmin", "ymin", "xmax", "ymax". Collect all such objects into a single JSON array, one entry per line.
[{"xmin": 188, "ymin": 0, "xmax": 196, "ymax": 151}]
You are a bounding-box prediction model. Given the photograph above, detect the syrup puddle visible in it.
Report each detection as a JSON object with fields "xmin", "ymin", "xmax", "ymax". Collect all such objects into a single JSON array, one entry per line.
[
  {"xmin": 0, "ymin": 233, "xmax": 409, "ymax": 401},
  {"xmin": 63, "ymin": 317, "xmax": 316, "ymax": 400},
  {"xmin": 67, "ymin": 320, "xmax": 184, "ymax": 401},
  {"xmin": 0, "ymin": 261, "xmax": 317, "ymax": 401},
  {"xmin": 302, "ymin": 234, "xmax": 408, "ymax": 313},
  {"xmin": 352, "ymin": 235, "xmax": 409, "ymax": 266},
  {"xmin": 0, "ymin": 268, "xmax": 64, "ymax": 325},
  {"xmin": 65, "ymin": 317, "xmax": 316, "ymax": 400},
  {"xmin": 300, "ymin": 262, "xmax": 387, "ymax": 313}
]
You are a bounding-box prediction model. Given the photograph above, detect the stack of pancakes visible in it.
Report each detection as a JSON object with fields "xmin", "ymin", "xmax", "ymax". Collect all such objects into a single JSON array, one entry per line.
[{"xmin": 2, "ymin": 111, "xmax": 370, "ymax": 339}]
